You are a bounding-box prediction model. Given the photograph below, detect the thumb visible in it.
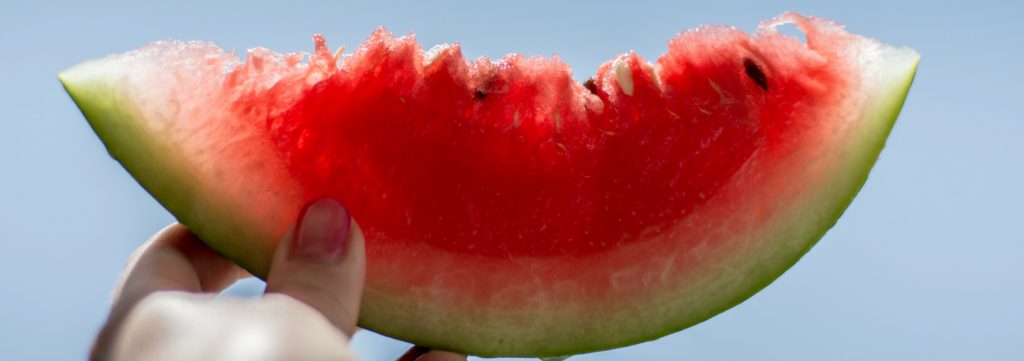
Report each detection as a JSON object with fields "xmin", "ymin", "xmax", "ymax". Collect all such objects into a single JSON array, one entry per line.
[{"xmin": 265, "ymin": 198, "xmax": 366, "ymax": 337}]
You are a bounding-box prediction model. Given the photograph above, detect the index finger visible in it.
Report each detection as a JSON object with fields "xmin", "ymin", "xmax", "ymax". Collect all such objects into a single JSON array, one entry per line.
[
  {"xmin": 92, "ymin": 223, "xmax": 247, "ymax": 361},
  {"xmin": 111, "ymin": 223, "xmax": 247, "ymax": 309}
]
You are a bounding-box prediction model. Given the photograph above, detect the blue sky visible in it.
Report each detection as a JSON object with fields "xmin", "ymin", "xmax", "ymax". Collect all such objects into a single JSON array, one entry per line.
[{"xmin": 1, "ymin": 1, "xmax": 1022, "ymax": 360}]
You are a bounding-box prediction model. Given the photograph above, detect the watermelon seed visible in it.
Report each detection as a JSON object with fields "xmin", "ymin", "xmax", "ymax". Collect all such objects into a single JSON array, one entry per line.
[
  {"xmin": 333, "ymin": 45, "xmax": 346, "ymax": 61},
  {"xmin": 473, "ymin": 89, "xmax": 487, "ymax": 101},
  {"xmin": 583, "ymin": 78, "xmax": 599, "ymax": 95},
  {"xmin": 743, "ymin": 58, "xmax": 769, "ymax": 91},
  {"xmin": 613, "ymin": 57, "xmax": 635, "ymax": 96}
]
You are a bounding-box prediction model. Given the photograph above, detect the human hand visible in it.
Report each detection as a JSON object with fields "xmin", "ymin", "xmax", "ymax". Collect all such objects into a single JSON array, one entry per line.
[{"xmin": 91, "ymin": 198, "xmax": 466, "ymax": 361}]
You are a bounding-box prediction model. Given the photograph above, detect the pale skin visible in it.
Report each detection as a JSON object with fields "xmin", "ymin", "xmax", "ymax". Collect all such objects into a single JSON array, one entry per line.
[{"xmin": 91, "ymin": 198, "xmax": 466, "ymax": 361}]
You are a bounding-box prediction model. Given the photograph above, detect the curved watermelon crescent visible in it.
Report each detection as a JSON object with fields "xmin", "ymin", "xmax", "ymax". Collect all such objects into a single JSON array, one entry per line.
[{"xmin": 60, "ymin": 15, "xmax": 917, "ymax": 358}]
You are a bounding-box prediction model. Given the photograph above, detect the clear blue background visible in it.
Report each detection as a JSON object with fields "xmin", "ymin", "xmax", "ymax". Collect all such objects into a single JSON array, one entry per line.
[{"xmin": 1, "ymin": 1, "xmax": 1021, "ymax": 360}]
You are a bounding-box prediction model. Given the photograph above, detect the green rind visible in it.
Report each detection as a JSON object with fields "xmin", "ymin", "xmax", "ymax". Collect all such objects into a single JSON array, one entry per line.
[
  {"xmin": 59, "ymin": 69, "xmax": 277, "ymax": 278},
  {"xmin": 59, "ymin": 73, "xmax": 194, "ymax": 225}
]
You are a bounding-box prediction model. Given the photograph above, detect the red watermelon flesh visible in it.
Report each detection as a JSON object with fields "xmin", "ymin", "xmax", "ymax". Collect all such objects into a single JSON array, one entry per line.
[{"xmin": 60, "ymin": 13, "xmax": 917, "ymax": 357}]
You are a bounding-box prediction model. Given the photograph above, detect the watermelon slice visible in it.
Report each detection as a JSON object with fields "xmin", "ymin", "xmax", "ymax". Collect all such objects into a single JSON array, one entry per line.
[{"xmin": 61, "ymin": 13, "xmax": 917, "ymax": 357}]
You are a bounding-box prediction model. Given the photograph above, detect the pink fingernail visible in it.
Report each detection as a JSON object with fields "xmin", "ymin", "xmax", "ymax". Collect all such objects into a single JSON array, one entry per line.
[{"xmin": 291, "ymin": 198, "xmax": 351, "ymax": 260}]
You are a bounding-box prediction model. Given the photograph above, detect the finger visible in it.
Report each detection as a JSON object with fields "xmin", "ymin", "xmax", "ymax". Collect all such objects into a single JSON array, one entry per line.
[
  {"xmin": 265, "ymin": 198, "xmax": 366, "ymax": 337},
  {"xmin": 93, "ymin": 223, "xmax": 245, "ymax": 361},
  {"xmin": 112, "ymin": 224, "xmax": 245, "ymax": 308},
  {"xmin": 109, "ymin": 292, "xmax": 357, "ymax": 361},
  {"xmin": 397, "ymin": 347, "xmax": 467, "ymax": 361}
]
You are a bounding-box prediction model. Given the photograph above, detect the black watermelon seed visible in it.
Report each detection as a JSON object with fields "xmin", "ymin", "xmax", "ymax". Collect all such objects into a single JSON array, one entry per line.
[
  {"xmin": 583, "ymin": 78, "xmax": 599, "ymax": 95},
  {"xmin": 743, "ymin": 58, "xmax": 768, "ymax": 91}
]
